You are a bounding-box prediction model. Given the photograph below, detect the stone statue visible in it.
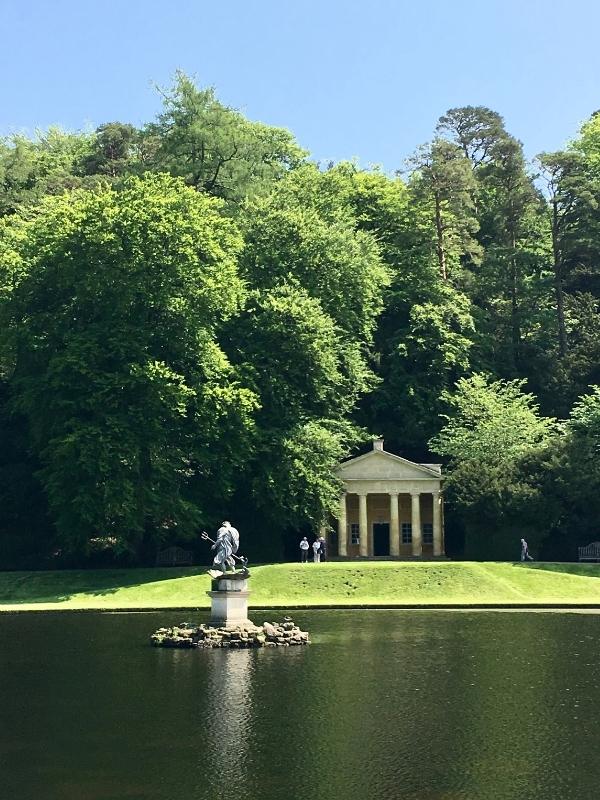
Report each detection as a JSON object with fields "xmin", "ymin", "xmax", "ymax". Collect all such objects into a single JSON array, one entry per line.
[
  {"xmin": 213, "ymin": 521, "xmax": 239, "ymax": 573},
  {"xmin": 201, "ymin": 521, "xmax": 248, "ymax": 579}
]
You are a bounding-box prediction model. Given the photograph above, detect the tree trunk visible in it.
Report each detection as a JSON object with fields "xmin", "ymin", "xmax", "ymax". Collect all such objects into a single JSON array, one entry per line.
[
  {"xmin": 135, "ymin": 446, "xmax": 158, "ymax": 566},
  {"xmin": 552, "ymin": 200, "xmax": 568, "ymax": 357},
  {"xmin": 509, "ymin": 231, "xmax": 521, "ymax": 369},
  {"xmin": 137, "ymin": 521, "xmax": 158, "ymax": 566},
  {"xmin": 434, "ymin": 191, "xmax": 447, "ymax": 280}
]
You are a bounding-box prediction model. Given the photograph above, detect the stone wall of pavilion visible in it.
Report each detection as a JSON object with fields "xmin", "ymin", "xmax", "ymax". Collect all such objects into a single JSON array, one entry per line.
[{"xmin": 343, "ymin": 492, "xmax": 434, "ymax": 557}]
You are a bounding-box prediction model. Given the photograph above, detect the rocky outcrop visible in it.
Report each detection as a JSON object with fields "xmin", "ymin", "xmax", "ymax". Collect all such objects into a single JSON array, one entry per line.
[{"xmin": 150, "ymin": 617, "xmax": 310, "ymax": 649}]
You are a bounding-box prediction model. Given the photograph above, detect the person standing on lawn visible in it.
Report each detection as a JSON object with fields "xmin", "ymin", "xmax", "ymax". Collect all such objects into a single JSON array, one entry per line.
[
  {"xmin": 312, "ymin": 537, "xmax": 321, "ymax": 563},
  {"xmin": 299, "ymin": 536, "xmax": 310, "ymax": 563},
  {"xmin": 319, "ymin": 535, "xmax": 327, "ymax": 562}
]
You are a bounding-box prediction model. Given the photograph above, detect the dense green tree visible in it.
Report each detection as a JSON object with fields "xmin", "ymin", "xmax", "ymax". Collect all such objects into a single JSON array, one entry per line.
[
  {"xmin": 0, "ymin": 128, "xmax": 94, "ymax": 216},
  {"xmin": 474, "ymin": 137, "xmax": 546, "ymax": 374},
  {"xmin": 0, "ymin": 174, "xmax": 257, "ymax": 559},
  {"xmin": 436, "ymin": 106, "xmax": 507, "ymax": 168},
  {"xmin": 436, "ymin": 107, "xmax": 548, "ymax": 377},
  {"xmin": 220, "ymin": 167, "xmax": 388, "ymax": 536},
  {"xmin": 225, "ymin": 286, "xmax": 366, "ymax": 531},
  {"xmin": 430, "ymin": 374, "xmax": 558, "ymax": 556},
  {"xmin": 240, "ymin": 166, "xmax": 388, "ymax": 345},
  {"xmin": 2, "ymin": 84, "xmax": 600, "ymax": 564},
  {"xmin": 561, "ymin": 387, "xmax": 600, "ymax": 507},
  {"xmin": 514, "ymin": 114, "xmax": 600, "ymax": 417},
  {"xmin": 575, "ymin": 112, "xmax": 600, "ymax": 175},
  {"xmin": 144, "ymin": 72, "xmax": 306, "ymax": 203},
  {"xmin": 302, "ymin": 164, "xmax": 476, "ymax": 455},
  {"xmin": 369, "ymin": 283, "xmax": 474, "ymax": 453},
  {"xmin": 78, "ymin": 122, "xmax": 141, "ymax": 178},
  {"xmin": 0, "ymin": 380, "xmax": 55, "ymax": 567},
  {"xmin": 521, "ymin": 385, "xmax": 600, "ymax": 559},
  {"xmin": 408, "ymin": 139, "xmax": 481, "ymax": 282},
  {"xmin": 537, "ymin": 150, "xmax": 594, "ymax": 357}
]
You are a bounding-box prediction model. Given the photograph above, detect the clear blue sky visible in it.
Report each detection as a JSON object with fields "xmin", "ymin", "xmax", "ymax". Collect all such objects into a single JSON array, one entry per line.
[{"xmin": 1, "ymin": 0, "xmax": 599, "ymax": 169}]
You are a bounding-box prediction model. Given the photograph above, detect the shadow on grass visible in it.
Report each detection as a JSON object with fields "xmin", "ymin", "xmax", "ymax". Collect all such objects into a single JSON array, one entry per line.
[
  {"xmin": 0, "ymin": 567, "xmax": 209, "ymax": 604},
  {"xmin": 512, "ymin": 562, "xmax": 600, "ymax": 579}
]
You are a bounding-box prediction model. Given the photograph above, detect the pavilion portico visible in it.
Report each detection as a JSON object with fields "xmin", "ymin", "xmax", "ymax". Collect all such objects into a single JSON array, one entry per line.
[{"xmin": 334, "ymin": 440, "xmax": 444, "ymax": 558}]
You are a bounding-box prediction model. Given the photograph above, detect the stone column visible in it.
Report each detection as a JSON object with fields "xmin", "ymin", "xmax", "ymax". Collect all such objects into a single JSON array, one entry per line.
[
  {"xmin": 411, "ymin": 492, "xmax": 422, "ymax": 557},
  {"xmin": 389, "ymin": 492, "xmax": 400, "ymax": 556},
  {"xmin": 433, "ymin": 490, "xmax": 443, "ymax": 556},
  {"xmin": 338, "ymin": 493, "xmax": 347, "ymax": 557},
  {"xmin": 358, "ymin": 493, "xmax": 368, "ymax": 557}
]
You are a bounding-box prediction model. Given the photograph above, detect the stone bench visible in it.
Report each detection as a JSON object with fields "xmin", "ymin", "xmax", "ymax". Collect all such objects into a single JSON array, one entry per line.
[{"xmin": 578, "ymin": 542, "xmax": 600, "ymax": 562}]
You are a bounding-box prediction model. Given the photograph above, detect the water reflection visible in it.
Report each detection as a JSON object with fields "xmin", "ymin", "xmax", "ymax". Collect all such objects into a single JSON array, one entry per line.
[
  {"xmin": 0, "ymin": 610, "xmax": 599, "ymax": 800},
  {"xmin": 204, "ymin": 650, "xmax": 254, "ymax": 785}
]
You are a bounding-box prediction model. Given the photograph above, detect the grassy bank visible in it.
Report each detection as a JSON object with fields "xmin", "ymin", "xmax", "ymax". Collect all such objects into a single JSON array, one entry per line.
[{"xmin": 1, "ymin": 561, "xmax": 600, "ymax": 610}]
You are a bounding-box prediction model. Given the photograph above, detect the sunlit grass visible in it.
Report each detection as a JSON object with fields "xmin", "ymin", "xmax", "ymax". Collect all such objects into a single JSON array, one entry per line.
[{"xmin": 1, "ymin": 561, "xmax": 600, "ymax": 610}]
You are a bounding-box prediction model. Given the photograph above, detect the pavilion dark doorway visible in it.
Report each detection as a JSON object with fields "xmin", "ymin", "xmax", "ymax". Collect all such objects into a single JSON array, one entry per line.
[{"xmin": 373, "ymin": 523, "xmax": 390, "ymax": 556}]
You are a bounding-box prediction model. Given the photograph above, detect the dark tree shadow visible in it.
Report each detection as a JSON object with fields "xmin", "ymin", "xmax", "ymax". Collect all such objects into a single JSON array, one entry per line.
[{"xmin": 0, "ymin": 567, "xmax": 208, "ymax": 604}]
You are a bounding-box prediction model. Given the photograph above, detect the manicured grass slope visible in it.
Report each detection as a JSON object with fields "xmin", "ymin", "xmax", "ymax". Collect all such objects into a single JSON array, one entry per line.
[{"xmin": 1, "ymin": 562, "xmax": 600, "ymax": 610}]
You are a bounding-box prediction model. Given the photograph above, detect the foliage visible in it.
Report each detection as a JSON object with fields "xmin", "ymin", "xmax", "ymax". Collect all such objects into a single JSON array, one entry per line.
[
  {"xmin": 79, "ymin": 122, "xmax": 141, "ymax": 178},
  {"xmin": 0, "ymin": 128, "xmax": 94, "ymax": 216},
  {"xmin": 436, "ymin": 106, "xmax": 508, "ymax": 167},
  {"xmin": 367, "ymin": 281, "xmax": 474, "ymax": 453},
  {"xmin": 575, "ymin": 112, "xmax": 600, "ymax": 175},
  {"xmin": 556, "ymin": 387, "xmax": 600, "ymax": 523},
  {"xmin": 303, "ymin": 163, "xmax": 477, "ymax": 454},
  {"xmin": 144, "ymin": 72, "xmax": 306, "ymax": 202},
  {"xmin": 240, "ymin": 164, "xmax": 389, "ymax": 345},
  {"xmin": 430, "ymin": 374, "xmax": 558, "ymax": 518},
  {"xmin": 2, "ymin": 79, "xmax": 600, "ymax": 563},
  {"xmin": 408, "ymin": 138, "xmax": 482, "ymax": 281},
  {"xmin": 224, "ymin": 167, "xmax": 389, "ymax": 530},
  {"xmin": 0, "ymin": 174, "xmax": 256, "ymax": 558}
]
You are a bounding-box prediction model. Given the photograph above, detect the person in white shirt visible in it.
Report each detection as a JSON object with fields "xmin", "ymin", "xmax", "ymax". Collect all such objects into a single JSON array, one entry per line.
[
  {"xmin": 299, "ymin": 536, "xmax": 310, "ymax": 563},
  {"xmin": 312, "ymin": 538, "xmax": 321, "ymax": 563}
]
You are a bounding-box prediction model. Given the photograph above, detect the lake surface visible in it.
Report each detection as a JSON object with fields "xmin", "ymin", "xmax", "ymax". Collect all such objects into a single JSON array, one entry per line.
[{"xmin": 0, "ymin": 610, "xmax": 599, "ymax": 800}]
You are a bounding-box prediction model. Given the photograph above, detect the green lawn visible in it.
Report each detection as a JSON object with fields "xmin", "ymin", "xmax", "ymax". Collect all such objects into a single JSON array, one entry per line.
[{"xmin": 1, "ymin": 561, "xmax": 600, "ymax": 610}]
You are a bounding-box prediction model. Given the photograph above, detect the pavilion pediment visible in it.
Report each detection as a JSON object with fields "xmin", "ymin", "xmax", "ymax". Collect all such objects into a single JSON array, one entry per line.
[{"xmin": 338, "ymin": 450, "xmax": 441, "ymax": 481}]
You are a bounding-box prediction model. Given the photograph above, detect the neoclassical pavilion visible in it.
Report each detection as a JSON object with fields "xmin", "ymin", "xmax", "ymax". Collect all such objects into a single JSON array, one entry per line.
[{"xmin": 334, "ymin": 440, "xmax": 444, "ymax": 558}]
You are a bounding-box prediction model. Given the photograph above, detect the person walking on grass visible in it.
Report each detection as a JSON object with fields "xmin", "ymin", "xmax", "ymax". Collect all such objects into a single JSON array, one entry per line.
[
  {"xmin": 520, "ymin": 538, "xmax": 534, "ymax": 562},
  {"xmin": 312, "ymin": 537, "xmax": 321, "ymax": 563},
  {"xmin": 299, "ymin": 536, "xmax": 310, "ymax": 563},
  {"xmin": 319, "ymin": 535, "xmax": 327, "ymax": 562}
]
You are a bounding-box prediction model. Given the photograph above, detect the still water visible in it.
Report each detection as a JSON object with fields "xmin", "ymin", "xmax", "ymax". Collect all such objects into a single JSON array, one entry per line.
[{"xmin": 0, "ymin": 610, "xmax": 598, "ymax": 800}]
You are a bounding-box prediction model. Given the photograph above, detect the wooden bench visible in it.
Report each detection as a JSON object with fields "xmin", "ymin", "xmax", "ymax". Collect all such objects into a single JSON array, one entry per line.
[
  {"xmin": 155, "ymin": 546, "xmax": 194, "ymax": 567},
  {"xmin": 578, "ymin": 542, "xmax": 600, "ymax": 562}
]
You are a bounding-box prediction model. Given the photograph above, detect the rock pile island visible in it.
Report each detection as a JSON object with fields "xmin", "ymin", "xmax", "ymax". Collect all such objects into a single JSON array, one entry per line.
[
  {"xmin": 150, "ymin": 521, "xmax": 310, "ymax": 649},
  {"xmin": 151, "ymin": 617, "xmax": 309, "ymax": 648}
]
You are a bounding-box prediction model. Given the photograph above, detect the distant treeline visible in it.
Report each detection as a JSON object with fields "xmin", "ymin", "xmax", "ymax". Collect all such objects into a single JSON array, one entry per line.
[{"xmin": 1, "ymin": 73, "xmax": 599, "ymax": 567}]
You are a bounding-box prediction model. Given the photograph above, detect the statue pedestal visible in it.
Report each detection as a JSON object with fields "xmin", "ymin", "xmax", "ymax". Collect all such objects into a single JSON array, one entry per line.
[{"xmin": 207, "ymin": 577, "xmax": 251, "ymax": 627}]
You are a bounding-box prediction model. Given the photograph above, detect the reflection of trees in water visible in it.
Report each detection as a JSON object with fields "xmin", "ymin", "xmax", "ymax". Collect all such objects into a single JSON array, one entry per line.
[
  {"xmin": 262, "ymin": 610, "xmax": 596, "ymax": 799},
  {"xmin": 152, "ymin": 612, "xmax": 600, "ymax": 800},
  {"xmin": 205, "ymin": 650, "xmax": 254, "ymax": 788},
  {"xmin": 442, "ymin": 613, "xmax": 588, "ymax": 799},
  {"xmin": 305, "ymin": 612, "xmax": 462, "ymax": 798}
]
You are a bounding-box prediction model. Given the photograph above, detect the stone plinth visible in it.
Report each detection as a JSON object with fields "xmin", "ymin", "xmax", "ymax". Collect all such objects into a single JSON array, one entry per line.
[{"xmin": 207, "ymin": 577, "xmax": 251, "ymax": 627}]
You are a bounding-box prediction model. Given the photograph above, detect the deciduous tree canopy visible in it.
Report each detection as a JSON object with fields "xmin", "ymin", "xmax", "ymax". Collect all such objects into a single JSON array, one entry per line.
[{"xmin": 1, "ymin": 75, "xmax": 600, "ymax": 564}]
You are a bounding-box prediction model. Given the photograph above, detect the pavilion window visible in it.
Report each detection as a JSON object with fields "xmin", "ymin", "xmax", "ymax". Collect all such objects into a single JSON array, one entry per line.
[
  {"xmin": 401, "ymin": 523, "xmax": 412, "ymax": 544},
  {"xmin": 349, "ymin": 523, "xmax": 360, "ymax": 545},
  {"xmin": 423, "ymin": 523, "xmax": 433, "ymax": 545}
]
